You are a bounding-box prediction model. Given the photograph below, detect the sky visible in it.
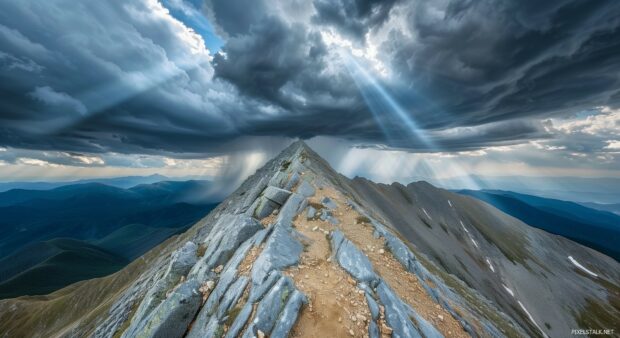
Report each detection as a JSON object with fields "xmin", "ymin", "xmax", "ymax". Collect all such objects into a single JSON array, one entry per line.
[{"xmin": 0, "ymin": 0, "xmax": 619, "ymax": 186}]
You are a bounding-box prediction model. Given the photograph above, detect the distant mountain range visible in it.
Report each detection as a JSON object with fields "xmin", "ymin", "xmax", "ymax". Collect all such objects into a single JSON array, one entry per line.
[
  {"xmin": 457, "ymin": 189, "xmax": 620, "ymax": 261},
  {"xmin": 0, "ymin": 180, "xmax": 219, "ymax": 299},
  {"xmin": 0, "ymin": 174, "xmax": 214, "ymax": 192},
  {"xmin": 580, "ymin": 201, "xmax": 620, "ymax": 215},
  {"xmin": 428, "ymin": 175, "xmax": 620, "ymax": 204}
]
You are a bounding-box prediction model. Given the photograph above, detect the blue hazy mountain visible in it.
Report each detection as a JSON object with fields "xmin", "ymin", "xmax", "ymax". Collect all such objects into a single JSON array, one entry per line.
[
  {"xmin": 0, "ymin": 174, "xmax": 209, "ymax": 192},
  {"xmin": 0, "ymin": 238, "xmax": 127, "ymax": 299},
  {"xmin": 580, "ymin": 201, "xmax": 620, "ymax": 216},
  {"xmin": 430, "ymin": 175, "xmax": 620, "ymax": 204},
  {"xmin": 0, "ymin": 180, "xmax": 219, "ymax": 298},
  {"xmin": 457, "ymin": 189, "xmax": 620, "ymax": 261}
]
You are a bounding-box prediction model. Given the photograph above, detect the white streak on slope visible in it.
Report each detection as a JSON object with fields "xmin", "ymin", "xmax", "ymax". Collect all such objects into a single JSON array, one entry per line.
[
  {"xmin": 518, "ymin": 301, "xmax": 548, "ymax": 338},
  {"xmin": 568, "ymin": 256, "xmax": 598, "ymax": 277},
  {"xmin": 502, "ymin": 284, "xmax": 515, "ymax": 297},
  {"xmin": 422, "ymin": 208, "xmax": 432, "ymax": 220},
  {"xmin": 486, "ymin": 258, "xmax": 495, "ymax": 272}
]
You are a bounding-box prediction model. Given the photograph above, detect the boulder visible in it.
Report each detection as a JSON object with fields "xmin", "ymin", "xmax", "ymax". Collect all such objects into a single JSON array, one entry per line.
[
  {"xmin": 125, "ymin": 241, "xmax": 198, "ymax": 334},
  {"xmin": 254, "ymin": 197, "xmax": 280, "ymax": 219},
  {"xmin": 245, "ymin": 276, "xmax": 295, "ymax": 336},
  {"xmin": 216, "ymin": 276, "xmax": 249, "ymax": 319},
  {"xmin": 276, "ymin": 193, "xmax": 306, "ymax": 226},
  {"xmin": 376, "ymin": 281, "xmax": 423, "ymax": 338},
  {"xmin": 306, "ymin": 206, "xmax": 316, "ymax": 220},
  {"xmin": 262, "ymin": 186, "xmax": 292, "ymax": 205},
  {"xmin": 127, "ymin": 279, "xmax": 202, "ymax": 338},
  {"xmin": 190, "ymin": 214, "xmax": 262, "ymax": 280},
  {"xmin": 252, "ymin": 225, "xmax": 303, "ymax": 284},
  {"xmin": 321, "ymin": 197, "xmax": 338, "ymax": 210},
  {"xmin": 330, "ymin": 231, "xmax": 378, "ymax": 286},
  {"xmin": 271, "ymin": 290, "xmax": 308, "ymax": 338},
  {"xmin": 284, "ymin": 172, "xmax": 301, "ymax": 191},
  {"xmin": 249, "ymin": 270, "xmax": 282, "ymax": 303},
  {"xmin": 224, "ymin": 302, "xmax": 253, "ymax": 338},
  {"xmin": 365, "ymin": 292, "xmax": 380, "ymax": 320},
  {"xmin": 369, "ymin": 320, "xmax": 380, "ymax": 338},
  {"xmin": 297, "ymin": 180, "xmax": 315, "ymax": 197}
]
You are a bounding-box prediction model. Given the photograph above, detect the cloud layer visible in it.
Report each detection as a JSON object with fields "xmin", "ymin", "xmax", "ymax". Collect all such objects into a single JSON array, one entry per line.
[{"xmin": 0, "ymin": 0, "xmax": 619, "ymax": 173}]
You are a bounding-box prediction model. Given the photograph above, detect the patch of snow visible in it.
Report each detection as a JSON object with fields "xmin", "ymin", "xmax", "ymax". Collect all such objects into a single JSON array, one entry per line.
[
  {"xmin": 470, "ymin": 238, "xmax": 478, "ymax": 248},
  {"xmin": 448, "ymin": 200, "xmax": 453, "ymax": 207},
  {"xmin": 568, "ymin": 256, "xmax": 598, "ymax": 277},
  {"xmin": 518, "ymin": 301, "xmax": 548, "ymax": 338},
  {"xmin": 502, "ymin": 284, "xmax": 514, "ymax": 297},
  {"xmin": 485, "ymin": 258, "xmax": 495, "ymax": 272},
  {"xmin": 460, "ymin": 221, "xmax": 469, "ymax": 233},
  {"xmin": 422, "ymin": 208, "xmax": 432, "ymax": 220}
]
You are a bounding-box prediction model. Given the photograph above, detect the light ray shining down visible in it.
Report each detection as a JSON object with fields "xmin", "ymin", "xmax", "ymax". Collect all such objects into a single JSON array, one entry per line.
[
  {"xmin": 343, "ymin": 53, "xmax": 433, "ymax": 149},
  {"xmin": 342, "ymin": 51, "xmax": 482, "ymax": 190}
]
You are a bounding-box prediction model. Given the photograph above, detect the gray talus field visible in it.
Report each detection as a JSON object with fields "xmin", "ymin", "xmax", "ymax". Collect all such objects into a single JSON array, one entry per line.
[{"xmin": 0, "ymin": 141, "xmax": 618, "ymax": 338}]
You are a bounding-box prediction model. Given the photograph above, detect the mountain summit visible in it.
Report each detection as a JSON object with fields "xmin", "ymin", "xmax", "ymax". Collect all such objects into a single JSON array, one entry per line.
[{"xmin": 1, "ymin": 141, "xmax": 618, "ymax": 337}]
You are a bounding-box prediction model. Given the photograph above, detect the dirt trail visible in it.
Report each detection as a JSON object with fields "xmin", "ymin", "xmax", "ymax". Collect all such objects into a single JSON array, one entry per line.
[
  {"xmin": 286, "ymin": 205, "xmax": 373, "ymax": 337},
  {"xmin": 304, "ymin": 186, "xmax": 470, "ymax": 338}
]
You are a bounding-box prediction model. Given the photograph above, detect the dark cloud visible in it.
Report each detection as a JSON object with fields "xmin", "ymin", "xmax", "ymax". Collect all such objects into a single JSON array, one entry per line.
[
  {"xmin": 383, "ymin": 0, "xmax": 620, "ymax": 128},
  {"xmin": 312, "ymin": 0, "xmax": 401, "ymax": 42},
  {"xmin": 0, "ymin": 0, "xmax": 619, "ymax": 163}
]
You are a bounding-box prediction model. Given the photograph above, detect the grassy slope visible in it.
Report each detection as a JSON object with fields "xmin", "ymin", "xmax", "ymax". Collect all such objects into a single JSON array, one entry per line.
[
  {"xmin": 0, "ymin": 232, "xmax": 184, "ymax": 337},
  {"xmin": 0, "ymin": 239, "xmax": 127, "ymax": 299}
]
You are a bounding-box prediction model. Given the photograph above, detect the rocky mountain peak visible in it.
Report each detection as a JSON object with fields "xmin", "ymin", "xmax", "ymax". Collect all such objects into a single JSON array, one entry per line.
[{"xmin": 2, "ymin": 141, "xmax": 618, "ymax": 338}]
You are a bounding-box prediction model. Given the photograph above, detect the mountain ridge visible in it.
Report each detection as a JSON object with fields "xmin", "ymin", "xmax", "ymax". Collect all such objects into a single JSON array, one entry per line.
[
  {"xmin": 0, "ymin": 141, "xmax": 617, "ymax": 338},
  {"xmin": 457, "ymin": 189, "xmax": 620, "ymax": 261}
]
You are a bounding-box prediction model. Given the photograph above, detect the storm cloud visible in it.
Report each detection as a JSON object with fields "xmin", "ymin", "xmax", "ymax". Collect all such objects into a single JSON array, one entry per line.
[{"xmin": 0, "ymin": 0, "xmax": 619, "ymax": 163}]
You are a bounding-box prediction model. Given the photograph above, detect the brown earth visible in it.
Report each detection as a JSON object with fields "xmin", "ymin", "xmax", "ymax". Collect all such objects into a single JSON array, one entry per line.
[{"xmin": 295, "ymin": 185, "xmax": 471, "ymax": 338}]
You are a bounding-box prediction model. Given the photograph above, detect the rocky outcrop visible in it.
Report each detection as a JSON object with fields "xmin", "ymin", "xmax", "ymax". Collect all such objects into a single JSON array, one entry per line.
[{"xmin": 18, "ymin": 140, "xmax": 606, "ymax": 338}]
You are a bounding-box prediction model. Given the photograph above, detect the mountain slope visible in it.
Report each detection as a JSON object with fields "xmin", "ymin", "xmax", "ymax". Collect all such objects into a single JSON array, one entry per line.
[
  {"xmin": 0, "ymin": 181, "xmax": 218, "ymax": 299},
  {"xmin": 457, "ymin": 189, "xmax": 620, "ymax": 261},
  {"xmin": 0, "ymin": 238, "xmax": 127, "ymax": 299},
  {"xmin": 0, "ymin": 141, "xmax": 617, "ymax": 338},
  {"xmin": 0, "ymin": 174, "xmax": 170, "ymax": 192},
  {"xmin": 0, "ymin": 181, "xmax": 218, "ymax": 258}
]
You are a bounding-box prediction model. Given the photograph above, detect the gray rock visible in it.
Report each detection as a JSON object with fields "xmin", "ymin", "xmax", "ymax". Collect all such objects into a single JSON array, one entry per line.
[
  {"xmin": 217, "ymin": 276, "xmax": 249, "ymax": 319},
  {"xmin": 409, "ymin": 310, "xmax": 444, "ymax": 338},
  {"xmin": 319, "ymin": 209, "xmax": 331, "ymax": 221},
  {"xmin": 365, "ymin": 292, "xmax": 380, "ymax": 320},
  {"xmin": 251, "ymin": 225, "xmax": 303, "ymax": 284},
  {"xmin": 376, "ymin": 281, "xmax": 422, "ymax": 338},
  {"xmin": 254, "ymin": 196, "xmax": 279, "ymax": 219},
  {"xmin": 284, "ymin": 172, "xmax": 301, "ymax": 191},
  {"xmin": 127, "ymin": 279, "xmax": 202, "ymax": 338},
  {"xmin": 306, "ymin": 206, "xmax": 317, "ymax": 220},
  {"xmin": 190, "ymin": 214, "xmax": 262, "ymax": 280},
  {"xmin": 224, "ymin": 302, "xmax": 253, "ymax": 338},
  {"xmin": 327, "ymin": 215, "xmax": 340, "ymax": 225},
  {"xmin": 330, "ymin": 230, "xmax": 378, "ymax": 286},
  {"xmin": 249, "ymin": 270, "xmax": 282, "ymax": 303},
  {"xmin": 321, "ymin": 196, "xmax": 337, "ymax": 210},
  {"xmin": 252, "ymin": 228, "xmax": 271, "ymax": 246},
  {"xmin": 369, "ymin": 320, "xmax": 380, "ymax": 338},
  {"xmin": 126, "ymin": 241, "xmax": 198, "ymax": 333},
  {"xmin": 262, "ymin": 186, "xmax": 292, "ymax": 205},
  {"xmin": 201, "ymin": 268, "xmax": 237, "ymax": 318},
  {"xmin": 201, "ymin": 316, "xmax": 223, "ymax": 338},
  {"xmin": 271, "ymin": 290, "xmax": 308, "ymax": 338},
  {"xmin": 241, "ymin": 176, "xmax": 268, "ymax": 213},
  {"xmin": 268, "ymin": 171, "xmax": 288, "ymax": 188},
  {"xmin": 297, "ymin": 180, "xmax": 315, "ymax": 197},
  {"xmin": 276, "ymin": 193, "xmax": 306, "ymax": 226},
  {"xmin": 246, "ymin": 276, "xmax": 295, "ymax": 335}
]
